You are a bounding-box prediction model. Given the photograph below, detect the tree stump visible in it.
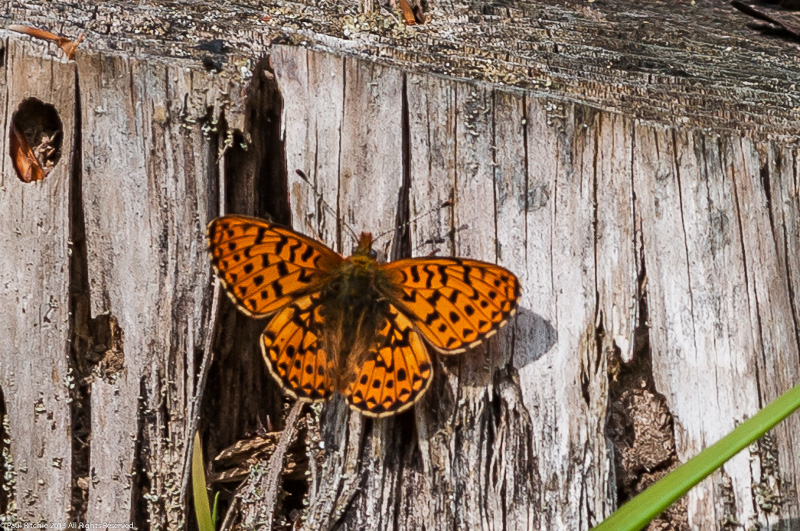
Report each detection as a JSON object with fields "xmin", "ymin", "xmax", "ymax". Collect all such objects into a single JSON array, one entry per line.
[{"xmin": 1, "ymin": 0, "xmax": 799, "ymax": 529}]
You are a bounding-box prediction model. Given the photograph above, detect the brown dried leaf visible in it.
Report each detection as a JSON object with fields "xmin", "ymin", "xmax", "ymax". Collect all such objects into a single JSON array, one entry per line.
[
  {"xmin": 212, "ymin": 434, "xmax": 277, "ymax": 466},
  {"xmin": 10, "ymin": 121, "xmax": 44, "ymax": 183},
  {"xmin": 9, "ymin": 24, "xmax": 84, "ymax": 60},
  {"xmin": 398, "ymin": 0, "xmax": 425, "ymax": 25}
]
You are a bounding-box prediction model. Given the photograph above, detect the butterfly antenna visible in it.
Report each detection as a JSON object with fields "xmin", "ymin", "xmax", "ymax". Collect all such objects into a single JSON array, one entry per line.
[
  {"xmin": 411, "ymin": 223, "xmax": 472, "ymax": 256},
  {"xmin": 294, "ymin": 169, "xmax": 359, "ymax": 246},
  {"xmin": 373, "ymin": 198, "xmax": 454, "ymax": 245}
]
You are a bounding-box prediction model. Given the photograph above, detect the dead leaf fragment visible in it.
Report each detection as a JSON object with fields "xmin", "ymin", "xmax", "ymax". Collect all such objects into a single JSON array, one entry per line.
[
  {"xmin": 9, "ymin": 24, "xmax": 85, "ymax": 60},
  {"xmin": 398, "ymin": 0, "xmax": 425, "ymax": 25},
  {"xmin": 10, "ymin": 121, "xmax": 44, "ymax": 183}
]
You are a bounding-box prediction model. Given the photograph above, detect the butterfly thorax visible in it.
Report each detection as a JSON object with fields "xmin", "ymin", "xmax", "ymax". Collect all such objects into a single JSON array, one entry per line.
[{"xmin": 319, "ymin": 232, "xmax": 392, "ymax": 392}]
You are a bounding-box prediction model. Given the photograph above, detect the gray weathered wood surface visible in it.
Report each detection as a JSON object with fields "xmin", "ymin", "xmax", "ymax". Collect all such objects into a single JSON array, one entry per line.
[
  {"xmin": 1, "ymin": 0, "xmax": 800, "ymax": 529},
  {"xmin": 0, "ymin": 37, "xmax": 76, "ymax": 523}
]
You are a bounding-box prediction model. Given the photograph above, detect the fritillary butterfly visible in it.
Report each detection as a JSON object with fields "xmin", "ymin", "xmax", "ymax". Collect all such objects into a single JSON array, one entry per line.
[{"xmin": 207, "ymin": 215, "xmax": 521, "ymax": 417}]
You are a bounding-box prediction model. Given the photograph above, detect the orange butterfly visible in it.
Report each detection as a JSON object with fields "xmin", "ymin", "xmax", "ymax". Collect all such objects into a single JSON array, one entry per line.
[{"xmin": 207, "ymin": 215, "xmax": 520, "ymax": 417}]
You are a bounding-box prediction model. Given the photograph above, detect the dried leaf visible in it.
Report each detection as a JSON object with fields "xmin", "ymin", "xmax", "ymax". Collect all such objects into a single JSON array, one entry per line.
[
  {"xmin": 10, "ymin": 121, "xmax": 44, "ymax": 183},
  {"xmin": 9, "ymin": 24, "xmax": 85, "ymax": 60},
  {"xmin": 209, "ymin": 433, "xmax": 309, "ymax": 485},
  {"xmin": 398, "ymin": 0, "xmax": 425, "ymax": 25},
  {"xmin": 212, "ymin": 434, "xmax": 277, "ymax": 466}
]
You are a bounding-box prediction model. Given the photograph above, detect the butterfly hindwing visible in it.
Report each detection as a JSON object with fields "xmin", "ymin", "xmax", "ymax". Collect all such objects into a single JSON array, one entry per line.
[
  {"xmin": 207, "ymin": 215, "xmax": 343, "ymax": 316},
  {"xmin": 346, "ymin": 304, "xmax": 433, "ymax": 417},
  {"xmin": 382, "ymin": 258, "xmax": 520, "ymax": 353},
  {"xmin": 260, "ymin": 292, "xmax": 333, "ymax": 401}
]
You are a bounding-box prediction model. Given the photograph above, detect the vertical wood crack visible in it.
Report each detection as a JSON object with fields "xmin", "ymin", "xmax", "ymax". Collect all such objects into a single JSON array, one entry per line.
[
  {"xmin": 670, "ymin": 129, "xmax": 699, "ymax": 360},
  {"xmin": 68, "ymin": 66, "xmax": 90, "ymax": 525}
]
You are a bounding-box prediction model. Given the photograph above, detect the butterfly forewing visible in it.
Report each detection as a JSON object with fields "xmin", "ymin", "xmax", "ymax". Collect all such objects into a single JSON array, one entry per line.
[
  {"xmin": 260, "ymin": 292, "xmax": 334, "ymax": 401},
  {"xmin": 346, "ymin": 304, "xmax": 433, "ymax": 417},
  {"xmin": 382, "ymin": 258, "xmax": 520, "ymax": 353},
  {"xmin": 207, "ymin": 216, "xmax": 343, "ymax": 316}
]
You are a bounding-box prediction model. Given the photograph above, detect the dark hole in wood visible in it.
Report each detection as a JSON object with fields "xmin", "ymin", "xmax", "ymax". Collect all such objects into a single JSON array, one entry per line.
[
  {"xmin": 604, "ymin": 257, "xmax": 687, "ymax": 529},
  {"xmin": 9, "ymin": 98, "xmax": 64, "ymax": 183},
  {"xmin": 86, "ymin": 313, "xmax": 126, "ymax": 376}
]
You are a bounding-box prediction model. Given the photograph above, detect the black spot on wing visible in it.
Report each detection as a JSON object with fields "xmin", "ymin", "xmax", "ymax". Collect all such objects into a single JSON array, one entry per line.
[
  {"xmin": 255, "ymin": 226, "xmax": 268, "ymax": 244},
  {"xmin": 276, "ymin": 261, "xmax": 289, "ymax": 276},
  {"xmin": 274, "ymin": 236, "xmax": 286, "ymax": 255}
]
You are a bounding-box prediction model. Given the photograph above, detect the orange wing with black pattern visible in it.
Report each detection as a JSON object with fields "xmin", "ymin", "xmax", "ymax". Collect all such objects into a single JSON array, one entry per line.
[
  {"xmin": 345, "ymin": 304, "xmax": 433, "ymax": 417},
  {"xmin": 382, "ymin": 258, "xmax": 520, "ymax": 353},
  {"xmin": 207, "ymin": 216, "xmax": 343, "ymax": 317},
  {"xmin": 260, "ymin": 291, "xmax": 334, "ymax": 401}
]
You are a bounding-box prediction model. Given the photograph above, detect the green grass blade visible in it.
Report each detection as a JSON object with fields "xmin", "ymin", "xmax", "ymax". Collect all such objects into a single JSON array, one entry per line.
[
  {"xmin": 593, "ymin": 381, "xmax": 800, "ymax": 531},
  {"xmin": 212, "ymin": 492, "xmax": 221, "ymax": 527},
  {"xmin": 192, "ymin": 432, "xmax": 215, "ymax": 531}
]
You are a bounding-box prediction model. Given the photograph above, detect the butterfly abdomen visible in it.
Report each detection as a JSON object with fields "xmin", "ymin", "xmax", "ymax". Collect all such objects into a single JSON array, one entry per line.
[{"xmin": 320, "ymin": 257, "xmax": 390, "ymax": 392}]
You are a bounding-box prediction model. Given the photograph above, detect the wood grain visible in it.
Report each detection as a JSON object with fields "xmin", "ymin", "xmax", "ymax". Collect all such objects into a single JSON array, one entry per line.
[
  {"xmin": 76, "ymin": 50, "xmax": 236, "ymax": 526},
  {"xmin": 2, "ymin": 0, "xmax": 800, "ymax": 526},
  {"xmin": 0, "ymin": 37, "xmax": 75, "ymax": 525}
]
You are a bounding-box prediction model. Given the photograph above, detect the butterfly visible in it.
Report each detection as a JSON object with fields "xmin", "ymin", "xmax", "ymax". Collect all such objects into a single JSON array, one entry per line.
[{"xmin": 207, "ymin": 215, "xmax": 521, "ymax": 417}]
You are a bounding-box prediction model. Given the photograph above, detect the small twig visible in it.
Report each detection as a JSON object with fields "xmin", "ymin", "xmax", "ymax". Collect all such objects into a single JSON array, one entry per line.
[
  {"xmin": 237, "ymin": 401, "xmax": 304, "ymax": 530},
  {"xmin": 263, "ymin": 402, "xmax": 303, "ymax": 520},
  {"xmin": 179, "ymin": 279, "xmax": 220, "ymax": 503},
  {"xmin": 179, "ymin": 149, "xmax": 227, "ymax": 502},
  {"xmin": 219, "ymin": 495, "xmax": 241, "ymax": 531}
]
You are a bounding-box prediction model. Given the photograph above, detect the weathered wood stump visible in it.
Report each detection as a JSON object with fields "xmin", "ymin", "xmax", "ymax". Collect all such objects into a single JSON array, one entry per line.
[{"xmin": 1, "ymin": 0, "xmax": 799, "ymax": 529}]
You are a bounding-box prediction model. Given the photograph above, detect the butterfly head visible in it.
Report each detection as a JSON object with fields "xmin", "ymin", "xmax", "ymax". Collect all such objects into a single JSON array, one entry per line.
[{"xmin": 353, "ymin": 232, "xmax": 377, "ymax": 260}]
